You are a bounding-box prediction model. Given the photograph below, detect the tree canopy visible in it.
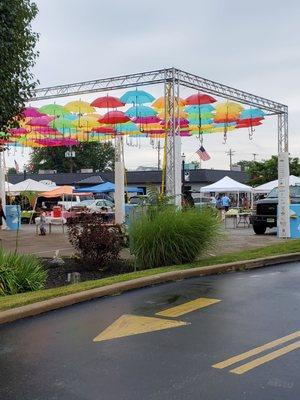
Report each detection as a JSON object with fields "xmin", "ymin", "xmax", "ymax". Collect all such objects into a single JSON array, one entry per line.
[
  {"xmin": 0, "ymin": 0, "xmax": 39, "ymax": 132},
  {"xmin": 28, "ymin": 142, "xmax": 115, "ymax": 173},
  {"xmin": 235, "ymin": 156, "xmax": 300, "ymax": 186}
]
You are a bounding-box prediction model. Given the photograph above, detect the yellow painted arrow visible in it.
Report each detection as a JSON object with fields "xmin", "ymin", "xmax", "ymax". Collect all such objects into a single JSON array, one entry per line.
[
  {"xmin": 93, "ymin": 314, "xmax": 188, "ymax": 342},
  {"xmin": 93, "ymin": 297, "xmax": 221, "ymax": 342}
]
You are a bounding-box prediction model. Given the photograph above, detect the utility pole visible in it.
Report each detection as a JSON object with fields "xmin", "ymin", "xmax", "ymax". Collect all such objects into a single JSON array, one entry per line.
[
  {"xmin": 252, "ymin": 153, "xmax": 258, "ymax": 161},
  {"xmin": 226, "ymin": 149, "xmax": 235, "ymax": 170}
]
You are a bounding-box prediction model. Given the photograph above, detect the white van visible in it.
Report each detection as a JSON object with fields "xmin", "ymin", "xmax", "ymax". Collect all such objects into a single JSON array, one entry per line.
[{"xmin": 58, "ymin": 194, "xmax": 94, "ymax": 211}]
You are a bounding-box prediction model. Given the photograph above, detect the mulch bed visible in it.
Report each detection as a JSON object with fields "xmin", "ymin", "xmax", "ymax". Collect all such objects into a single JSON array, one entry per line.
[{"xmin": 42, "ymin": 257, "xmax": 134, "ymax": 289}]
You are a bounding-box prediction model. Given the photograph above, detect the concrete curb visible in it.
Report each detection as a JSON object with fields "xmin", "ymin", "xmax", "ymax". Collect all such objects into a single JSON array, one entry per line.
[{"xmin": 1, "ymin": 252, "xmax": 300, "ymax": 325}]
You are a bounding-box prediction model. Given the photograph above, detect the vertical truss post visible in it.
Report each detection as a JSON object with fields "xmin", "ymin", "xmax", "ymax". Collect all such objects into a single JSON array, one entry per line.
[
  {"xmin": 277, "ymin": 111, "xmax": 290, "ymax": 238},
  {"xmin": 165, "ymin": 69, "xmax": 181, "ymax": 206},
  {"xmin": 114, "ymin": 136, "xmax": 125, "ymax": 224},
  {"xmin": 0, "ymin": 152, "xmax": 7, "ymax": 230}
]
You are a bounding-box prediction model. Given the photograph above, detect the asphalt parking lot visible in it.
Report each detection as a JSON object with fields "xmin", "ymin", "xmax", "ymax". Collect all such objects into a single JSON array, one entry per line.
[{"xmin": 0, "ymin": 262, "xmax": 299, "ymax": 400}]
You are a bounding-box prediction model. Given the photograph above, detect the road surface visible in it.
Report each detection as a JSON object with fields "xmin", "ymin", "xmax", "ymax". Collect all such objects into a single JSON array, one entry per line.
[{"xmin": 0, "ymin": 262, "xmax": 299, "ymax": 399}]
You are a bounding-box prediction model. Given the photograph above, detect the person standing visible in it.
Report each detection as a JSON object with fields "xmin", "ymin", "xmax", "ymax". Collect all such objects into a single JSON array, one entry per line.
[{"xmin": 221, "ymin": 194, "xmax": 231, "ymax": 212}]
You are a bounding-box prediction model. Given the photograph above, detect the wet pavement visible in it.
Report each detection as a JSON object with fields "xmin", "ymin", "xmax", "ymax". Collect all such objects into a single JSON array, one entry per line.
[{"xmin": 0, "ymin": 262, "xmax": 299, "ymax": 399}]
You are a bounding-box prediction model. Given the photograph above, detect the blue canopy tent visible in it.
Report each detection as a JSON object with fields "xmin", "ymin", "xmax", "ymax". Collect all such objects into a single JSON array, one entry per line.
[{"xmin": 75, "ymin": 181, "xmax": 143, "ymax": 194}]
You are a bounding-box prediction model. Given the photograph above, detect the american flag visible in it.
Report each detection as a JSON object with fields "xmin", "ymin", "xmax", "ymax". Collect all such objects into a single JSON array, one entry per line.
[{"xmin": 196, "ymin": 146, "xmax": 211, "ymax": 161}]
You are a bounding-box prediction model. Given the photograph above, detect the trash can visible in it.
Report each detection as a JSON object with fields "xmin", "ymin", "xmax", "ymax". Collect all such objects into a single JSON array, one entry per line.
[
  {"xmin": 5, "ymin": 205, "xmax": 21, "ymax": 230},
  {"xmin": 289, "ymin": 204, "xmax": 300, "ymax": 238}
]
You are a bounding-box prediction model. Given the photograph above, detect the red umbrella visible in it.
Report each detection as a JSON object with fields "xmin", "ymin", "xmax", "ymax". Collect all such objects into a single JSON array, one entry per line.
[
  {"xmin": 99, "ymin": 111, "xmax": 130, "ymax": 124},
  {"xmin": 236, "ymin": 120, "xmax": 262, "ymax": 128},
  {"xmin": 185, "ymin": 93, "xmax": 216, "ymax": 105},
  {"xmin": 91, "ymin": 96, "xmax": 124, "ymax": 108},
  {"xmin": 92, "ymin": 126, "xmax": 116, "ymax": 134}
]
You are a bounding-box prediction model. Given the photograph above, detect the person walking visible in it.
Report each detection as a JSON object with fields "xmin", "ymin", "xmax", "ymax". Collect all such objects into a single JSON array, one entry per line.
[{"xmin": 221, "ymin": 194, "xmax": 231, "ymax": 212}]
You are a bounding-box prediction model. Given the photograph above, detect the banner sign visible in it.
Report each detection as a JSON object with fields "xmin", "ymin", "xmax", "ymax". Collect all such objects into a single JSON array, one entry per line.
[{"xmin": 277, "ymin": 152, "xmax": 290, "ymax": 238}]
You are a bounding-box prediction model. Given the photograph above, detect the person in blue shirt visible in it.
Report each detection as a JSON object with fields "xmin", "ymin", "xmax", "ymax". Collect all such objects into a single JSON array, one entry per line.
[{"xmin": 221, "ymin": 194, "xmax": 231, "ymax": 211}]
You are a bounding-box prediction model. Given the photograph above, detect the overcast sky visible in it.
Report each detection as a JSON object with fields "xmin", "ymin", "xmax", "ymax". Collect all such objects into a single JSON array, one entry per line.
[{"xmin": 8, "ymin": 0, "xmax": 300, "ymax": 171}]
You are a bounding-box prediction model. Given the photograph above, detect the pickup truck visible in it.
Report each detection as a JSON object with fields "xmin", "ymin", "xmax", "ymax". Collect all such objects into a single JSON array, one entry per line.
[{"xmin": 250, "ymin": 185, "xmax": 300, "ymax": 234}]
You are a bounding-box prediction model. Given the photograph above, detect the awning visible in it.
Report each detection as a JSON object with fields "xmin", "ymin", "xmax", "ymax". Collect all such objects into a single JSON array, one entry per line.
[{"xmin": 75, "ymin": 181, "xmax": 143, "ymax": 193}]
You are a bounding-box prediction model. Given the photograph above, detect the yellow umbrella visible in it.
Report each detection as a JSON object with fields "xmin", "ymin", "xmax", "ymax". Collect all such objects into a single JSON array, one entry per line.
[
  {"xmin": 152, "ymin": 96, "xmax": 186, "ymax": 109},
  {"xmin": 64, "ymin": 100, "xmax": 95, "ymax": 114},
  {"xmin": 72, "ymin": 116, "xmax": 101, "ymax": 130},
  {"xmin": 215, "ymin": 102, "xmax": 243, "ymax": 113}
]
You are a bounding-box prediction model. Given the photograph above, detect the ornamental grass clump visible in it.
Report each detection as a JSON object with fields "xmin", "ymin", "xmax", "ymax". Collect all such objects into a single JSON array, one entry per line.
[
  {"xmin": 129, "ymin": 206, "xmax": 221, "ymax": 269},
  {"xmin": 0, "ymin": 250, "xmax": 46, "ymax": 295}
]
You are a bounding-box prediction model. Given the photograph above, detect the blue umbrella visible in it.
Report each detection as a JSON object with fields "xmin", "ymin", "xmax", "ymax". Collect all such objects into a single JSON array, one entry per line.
[
  {"xmin": 125, "ymin": 105, "xmax": 157, "ymax": 118},
  {"xmin": 115, "ymin": 122, "xmax": 139, "ymax": 133},
  {"xmin": 120, "ymin": 90, "xmax": 155, "ymax": 104},
  {"xmin": 185, "ymin": 105, "xmax": 215, "ymax": 113},
  {"xmin": 240, "ymin": 108, "xmax": 265, "ymax": 119}
]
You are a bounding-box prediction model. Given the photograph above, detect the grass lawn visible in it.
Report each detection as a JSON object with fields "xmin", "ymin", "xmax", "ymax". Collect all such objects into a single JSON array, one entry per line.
[{"xmin": 0, "ymin": 240, "xmax": 299, "ymax": 312}]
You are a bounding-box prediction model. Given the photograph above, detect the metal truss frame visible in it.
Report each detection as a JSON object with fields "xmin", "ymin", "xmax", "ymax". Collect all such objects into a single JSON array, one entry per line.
[{"xmin": 30, "ymin": 67, "xmax": 290, "ymax": 236}]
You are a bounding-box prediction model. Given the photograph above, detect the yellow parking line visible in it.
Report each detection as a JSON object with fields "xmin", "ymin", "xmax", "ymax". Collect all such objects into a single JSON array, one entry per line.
[
  {"xmin": 230, "ymin": 340, "xmax": 300, "ymax": 375},
  {"xmin": 212, "ymin": 330, "xmax": 300, "ymax": 369},
  {"xmin": 156, "ymin": 297, "xmax": 220, "ymax": 318}
]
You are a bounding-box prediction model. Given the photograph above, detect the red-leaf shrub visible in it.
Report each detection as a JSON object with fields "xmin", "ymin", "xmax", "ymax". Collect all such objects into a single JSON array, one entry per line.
[{"xmin": 67, "ymin": 213, "xmax": 124, "ymax": 270}]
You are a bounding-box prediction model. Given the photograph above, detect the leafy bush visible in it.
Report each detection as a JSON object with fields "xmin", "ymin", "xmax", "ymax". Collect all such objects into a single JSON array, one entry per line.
[
  {"xmin": 129, "ymin": 206, "xmax": 221, "ymax": 269},
  {"xmin": 0, "ymin": 250, "xmax": 46, "ymax": 295},
  {"xmin": 67, "ymin": 213, "xmax": 124, "ymax": 270}
]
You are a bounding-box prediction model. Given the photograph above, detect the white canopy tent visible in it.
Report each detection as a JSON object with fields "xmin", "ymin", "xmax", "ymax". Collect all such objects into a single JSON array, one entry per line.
[
  {"xmin": 200, "ymin": 176, "xmax": 253, "ymax": 193},
  {"xmin": 9, "ymin": 179, "xmax": 56, "ymax": 194},
  {"xmin": 5, "ymin": 181, "xmax": 17, "ymax": 193},
  {"xmin": 253, "ymin": 175, "xmax": 300, "ymax": 194}
]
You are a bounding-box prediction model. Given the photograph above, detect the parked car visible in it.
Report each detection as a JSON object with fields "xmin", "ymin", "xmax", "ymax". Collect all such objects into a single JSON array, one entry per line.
[
  {"xmin": 193, "ymin": 196, "xmax": 216, "ymax": 207},
  {"xmin": 58, "ymin": 194, "xmax": 94, "ymax": 211},
  {"xmin": 250, "ymin": 185, "xmax": 300, "ymax": 234},
  {"xmin": 128, "ymin": 195, "xmax": 149, "ymax": 206},
  {"xmin": 86, "ymin": 199, "xmax": 114, "ymax": 212}
]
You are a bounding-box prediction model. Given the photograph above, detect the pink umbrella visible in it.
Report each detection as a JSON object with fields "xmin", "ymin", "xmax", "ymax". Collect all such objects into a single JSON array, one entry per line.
[
  {"xmin": 133, "ymin": 116, "xmax": 161, "ymax": 124},
  {"xmin": 32, "ymin": 126, "xmax": 61, "ymax": 135},
  {"xmin": 9, "ymin": 127, "xmax": 28, "ymax": 136},
  {"xmin": 22, "ymin": 107, "xmax": 45, "ymax": 118},
  {"xmin": 35, "ymin": 138, "xmax": 79, "ymax": 147},
  {"xmin": 26, "ymin": 116, "xmax": 54, "ymax": 127}
]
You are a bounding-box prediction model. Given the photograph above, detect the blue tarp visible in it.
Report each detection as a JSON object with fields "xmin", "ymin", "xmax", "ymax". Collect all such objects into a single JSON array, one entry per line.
[{"xmin": 75, "ymin": 181, "xmax": 143, "ymax": 194}]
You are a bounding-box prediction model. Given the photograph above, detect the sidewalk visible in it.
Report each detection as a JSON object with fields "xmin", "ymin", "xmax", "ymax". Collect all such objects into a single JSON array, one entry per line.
[{"xmin": 0, "ymin": 224, "xmax": 285, "ymax": 258}]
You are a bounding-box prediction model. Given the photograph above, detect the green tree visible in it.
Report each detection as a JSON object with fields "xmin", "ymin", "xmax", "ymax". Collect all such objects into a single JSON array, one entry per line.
[
  {"xmin": 235, "ymin": 156, "xmax": 300, "ymax": 186},
  {"xmin": 29, "ymin": 142, "xmax": 115, "ymax": 173},
  {"xmin": 0, "ymin": 0, "xmax": 39, "ymax": 132}
]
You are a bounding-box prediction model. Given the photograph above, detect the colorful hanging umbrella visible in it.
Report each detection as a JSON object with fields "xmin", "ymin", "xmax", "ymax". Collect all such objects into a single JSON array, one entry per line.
[
  {"xmin": 215, "ymin": 102, "xmax": 243, "ymax": 114},
  {"xmin": 39, "ymin": 104, "xmax": 69, "ymax": 117},
  {"xmin": 133, "ymin": 116, "xmax": 161, "ymax": 124},
  {"xmin": 72, "ymin": 115, "xmax": 101, "ymax": 130},
  {"xmin": 91, "ymin": 96, "xmax": 124, "ymax": 108},
  {"xmin": 99, "ymin": 111, "xmax": 130, "ymax": 124},
  {"xmin": 50, "ymin": 118, "xmax": 74, "ymax": 130},
  {"xmin": 22, "ymin": 107, "xmax": 45, "ymax": 118},
  {"xmin": 91, "ymin": 126, "xmax": 116, "ymax": 134},
  {"xmin": 157, "ymin": 110, "xmax": 188, "ymax": 119},
  {"xmin": 185, "ymin": 93, "xmax": 216, "ymax": 105},
  {"xmin": 27, "ymin": 116, "xmax": 54, "ymax": 126},
  {"xmin": 152, "ymin": 97, "xmax": 186, "ymax": 109},
  {"xmin": 239, "ymin": 108, "xmax": 265, "ymax": 119},
  {"xmin": 9, "ymin": 127, "xmax": 28, "ymax": 136},
  {"xmin": 115, "ymin": 122, "xmax": 139, "ymax": 134},
  {"xmin": 125, "ymin": 105, "xmax": 157, "ymax": 118},
  {"xmin": 64, "ymin": 100, "xmax": 95, "ymax": 114},
  {"xmin": 120, "ymin": 90, "xmax": 155, "ymax": 104},
  {"xmin": 185, "ymin": 104, "xmax": 215, "ymax": 113}
]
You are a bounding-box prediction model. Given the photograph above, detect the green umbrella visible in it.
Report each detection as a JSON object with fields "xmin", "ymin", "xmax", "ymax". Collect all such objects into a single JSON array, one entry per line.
[
  {"xmin": 39, "ymin": 104, "xmax": 70, "ymax": 117},
  {"xmin": 50, "ymin": 118, "xmax": 74, "ymax": 130}
]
